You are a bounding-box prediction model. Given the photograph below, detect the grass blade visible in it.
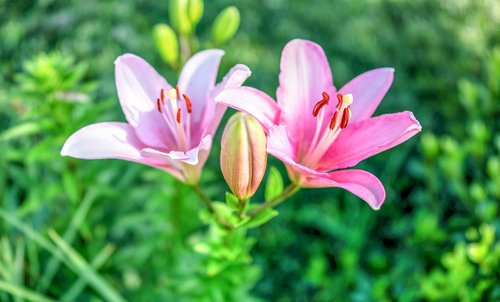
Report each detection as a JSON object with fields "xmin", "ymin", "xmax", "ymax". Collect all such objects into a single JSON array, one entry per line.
[
  {"xmin": 38, "ymin": 190, "xmax": 97, "ymax": 292},
  {"xmin": 0, "ymin": 280, "xmax": 55, "ymax": 302},
  {"xmin": 0, "ymin": 210, "xmax": 75, "ymax": 272},
  {"xmin": 47, "ymin": 229, "xmax": 127, "ymax": 302},
  {"xmin": 60, "ymin": 244, "xmax": 116, "ymax": 302}
]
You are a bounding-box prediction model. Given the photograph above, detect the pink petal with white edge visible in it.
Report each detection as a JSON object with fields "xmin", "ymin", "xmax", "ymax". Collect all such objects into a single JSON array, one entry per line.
[
  {"xmin": 266, "ymin": 127, "xmax": 385, "ymax": 209},
  {"xmin": 141, "ymin": 135, "xmax": 212, "ymax": 166},
  {"xmin": 114, "ymin": 54, "xmax": 174, "ymax": 149},
  {"xmin": 199, "ymin": 64, "xmax": 252, "ymax": 141},
  {"xmin": 276, "ymin": 39, "xmax": 335, "ymax": 144},
  {"xmin": 61, "ymin": 122, "xmax": 144, "ymax": 160},
  {"xmin": 216, "ymin": 87, "xmax": 280, "ymax": 131},
  {"xmin": 177, "ymin": 49, "xmax": 224, "ymax": 125},
  {"xmin": 60, "ymin": 122, "xmax": 184, "ymax": 179},
  {"xmin": 319, "ymin": 111, "xmax": 421, "ymax": 171},
  {"xmin": 339, "ymin": 68, "xmax": 394, "ymax": 123},
  {"xmin": 302, "ymin": 170, "xmax": 386, "ymax": 210}
]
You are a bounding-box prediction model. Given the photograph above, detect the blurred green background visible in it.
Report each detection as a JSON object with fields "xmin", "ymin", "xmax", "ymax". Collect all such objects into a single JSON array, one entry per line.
[{"xmin": 1, "ymin": 0, "xmax": 499, "ymax": 301}]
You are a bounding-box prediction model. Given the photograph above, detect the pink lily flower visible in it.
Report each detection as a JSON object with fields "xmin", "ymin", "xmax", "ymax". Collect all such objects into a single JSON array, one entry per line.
[
  {"xmin": 61, "ymin": 50, "xmax": 251, "ymax": 183},
  {"xmin": 216, "ymin": 39, "xmax": 421, "ymax": 209}
]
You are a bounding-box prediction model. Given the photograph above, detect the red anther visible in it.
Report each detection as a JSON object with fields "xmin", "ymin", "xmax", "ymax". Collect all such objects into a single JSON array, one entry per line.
[
  {"xmin": 157, "ymin": 98, "xmax": 162, "ymax": 113},
  {"xmin": 340, "ymin": 108, "xmax": 351, "ymax": 129},
  {"xmin": 182, "ymin": 94, "xmax": 192, "ymax": 113},
  {"xmin": 161, "ymin": 89, "xmax": 165, "ymax": 103},
  {"xmin": 322, "ymin": 91, "xmax": 330, "ymax": 101},
  {"xmin": 336, "ymin": 93, "xmax": 343, "ymax": 103},
  {"xmin": 336, "ymin": 93, "xmax": 343, "ymax": 110},
  {"xmin": 175, "ymin": 86, "xmax": 180, "ymax": 98},
  {"xmin": 176, "ymin": 108, "xmax": 181, "ymax": 123},
  {"xmin": 312, "ymin": 99, "xmax": 327, "ymax": 117},
  {"xmin": 329, "ymin": 110, "xmax": 339, "ymax": 130},
  {"xmin": 312, "ymin": 91, "xmax": 330, "ymax": 117}
]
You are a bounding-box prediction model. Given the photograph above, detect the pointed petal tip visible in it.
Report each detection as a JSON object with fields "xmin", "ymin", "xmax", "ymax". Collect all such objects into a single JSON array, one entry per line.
[
  {"xmin": 286, "ymin": 38, "xmax": 321, "ymax": 49},
  {"xmin": 191, "ymin": 49, "xmax": 225, "ymax": 60},
  {"xmin": 114, "ymin": 53, "xmax": 140, "ymax": 65},
  {"xmin": 233, "ymin": 63, "xmax": 252, "ymax": 76},
  {"xmin": 406, "ymin": 111, "xmax": 422, "ymax": 131}
]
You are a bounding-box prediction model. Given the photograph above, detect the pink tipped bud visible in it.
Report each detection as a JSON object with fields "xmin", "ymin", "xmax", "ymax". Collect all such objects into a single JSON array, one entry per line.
[{"xmin": 220, "ymin": 113, "xmax": 267, "ymax": 200}]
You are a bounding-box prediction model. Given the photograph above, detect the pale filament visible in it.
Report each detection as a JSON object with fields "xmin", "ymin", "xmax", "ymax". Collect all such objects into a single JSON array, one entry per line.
[
  {"xmin": 156, "ymin": 87, "xmax": 191, "ymax": 151},
  {"xmin": 303, "ymin": 93, "xmax": 353, "ymax": 166}
]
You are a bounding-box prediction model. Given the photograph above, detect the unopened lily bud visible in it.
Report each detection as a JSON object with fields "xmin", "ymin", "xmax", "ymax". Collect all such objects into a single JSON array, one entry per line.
[
  {"xmin": 169, "ymin": 0, "xmax": 192, "ymax": 35},
  {"xmin": 153, "ymin": 24, "xmax": 179, "ymax": 68},
  {"xmin": 220, "ymin": 113, "xmax": 267, "ymax": 200},
  {"xmin": 188, "ymin": 0, "xmax": 204, "ymax": 29},
  {"xmin": 211, "ymin": 6, "xmax": 240, "ymax": 45}
]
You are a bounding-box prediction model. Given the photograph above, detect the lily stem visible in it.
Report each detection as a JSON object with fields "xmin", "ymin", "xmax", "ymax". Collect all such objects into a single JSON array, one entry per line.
[
  {"xmin": 248, "ymin": 184, "xmax": 300, "ymax": 217},
  {"xmin": 191, "ymin": 183, "xmax": 214, "ymax": 213}
]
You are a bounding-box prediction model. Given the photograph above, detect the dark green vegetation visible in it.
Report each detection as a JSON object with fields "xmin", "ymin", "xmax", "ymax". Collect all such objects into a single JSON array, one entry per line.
[{"xmin": 1, "ymin": 0, "xmax": 499, "ymax": 301}]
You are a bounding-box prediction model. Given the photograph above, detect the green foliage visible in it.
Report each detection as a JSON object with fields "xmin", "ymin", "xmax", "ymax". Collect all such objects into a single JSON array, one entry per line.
[{"xmin": 264, "ymin": 167, "xmax": 284, "ymax": 201}]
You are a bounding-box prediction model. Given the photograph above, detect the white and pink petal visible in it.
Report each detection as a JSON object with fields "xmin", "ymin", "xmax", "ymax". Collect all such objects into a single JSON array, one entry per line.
[
  {"xmin": 216, "ymin": 87, "xmax": 281, "ymax": 131},
  {"xmin": 114, "ymin": 54, "xmax": 175, "ymax": 149},
  {"xmin": 177, "ymin": 49, "xmax": 225, "ymax": 125},
  {"xmin": 60, "ymin": 122, "xmax": 184, "ymax": 180}
]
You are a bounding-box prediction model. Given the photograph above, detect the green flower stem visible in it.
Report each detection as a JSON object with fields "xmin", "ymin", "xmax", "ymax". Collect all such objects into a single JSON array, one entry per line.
[
  {"xmin": 179, "ymin": 35, "xmax": 192, "ymax": 67},
  {"xmin": 191, "ymin": 183, "xmax": 214, "ymax": 213},
  {"xmin": 248, "ymin": 184, "xmax": 300, "ymax": 217}
]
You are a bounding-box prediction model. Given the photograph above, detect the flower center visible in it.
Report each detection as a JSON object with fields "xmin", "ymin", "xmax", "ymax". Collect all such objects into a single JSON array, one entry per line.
[
  {"xmin": 155, "ymin": 86, "xmax": 193, "ymax": 150},
  {"xmin": 302, "ymin": 92, "xmax": 354, "ymax": 166}
]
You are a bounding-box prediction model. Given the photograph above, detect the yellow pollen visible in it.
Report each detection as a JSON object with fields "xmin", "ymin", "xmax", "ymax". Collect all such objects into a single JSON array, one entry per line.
[
  {"xmin": 342, "ymin": 94, "xmax": 353, "ymax": 106},
  {"xmin": 167, "ymin": 88, "xmax": 177, "ymax": 100}
]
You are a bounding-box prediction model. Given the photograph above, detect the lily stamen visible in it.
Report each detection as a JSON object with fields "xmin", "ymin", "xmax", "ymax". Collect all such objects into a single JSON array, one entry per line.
[
  {"xmin": 312, "ymin": 91, "xmax": 330, "ymax": 117},
  {"xmin": 340, "ymin": 107, "xmax": 351, "ymax": 129},
  {"xmin": 157, "ymin": 98, "xmax": 162, "ymax": 113},
  {"xmin": 183, "ymin": 94, "xmax": 192, "ymax": 113}
]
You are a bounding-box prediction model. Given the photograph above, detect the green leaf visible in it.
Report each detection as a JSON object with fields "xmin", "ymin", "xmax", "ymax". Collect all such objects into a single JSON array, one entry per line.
[
  {"xmin": 225, "ymin": 192, "xmax": 239, "ymax": 211},
  {"xmin": 265, "ymin": 167, "xmax": 284, "ymax": 201},
  {"xmin": 0, "ymin": 122, "xmax": 44, "ymax": 142},
  {"xmin": 243, "ymin": 208, "xmax": 278, "ymax": 229},
  {"xmin": 211, "ymin": 6, "xmax": 240, "ymax": 45}
]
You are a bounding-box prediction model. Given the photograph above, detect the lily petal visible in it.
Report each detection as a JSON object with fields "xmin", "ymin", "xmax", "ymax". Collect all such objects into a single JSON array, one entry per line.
[
  {"xmin": 200, "ymin": 64, "xmax": 252, "ymax": 141},
  {"xmin": 276, "ymin": 39, "xmax": 335, "ymax": 144},
  {"xmin": 319, "ymin": 111, "xmax": 422, "ymax": 171},
  {"xmin": 266, "ymin": 126, "xmax": 385, "ymax": 209},
  {"xmin": 141, "ymin": 135, "xmax": 212, "ymax": 166},
  {"xmin": 178, "ymin": 49, "xmax": 225, "ymax": 125},
  {"xmin": 114, "ymin": 54, "xmax": 174, "ymax": 149},
  {"xmin": 266, "ymin": 125, "xmax": 298, "ymax": 161},
  {"xmin": 61, "ymin": 122, "xmax": 183, "ymax": 179},
  {"xmin": 61, "ymin": 122, "xmax": 144, "ymax": 160},
  {"xmin": 216, "ymin": 87, "xmax": 280, "ymax": 131},
  {"xmin": 339, "ymin": 68, "xmax": 394, "ymax": 123},
  {"xmin": 302, "ymin": 170, "xmax": 386, "ymax": 210}
]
